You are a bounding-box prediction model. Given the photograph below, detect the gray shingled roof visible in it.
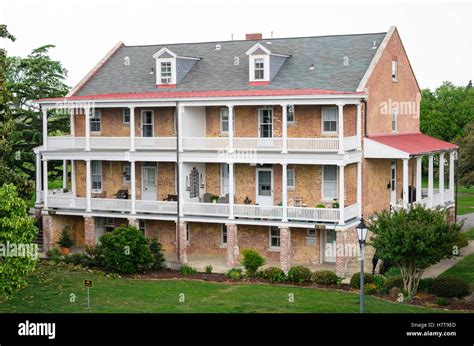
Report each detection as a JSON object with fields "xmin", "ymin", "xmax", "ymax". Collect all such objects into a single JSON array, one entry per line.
[{"xmin": 75, "ymin": 32, "xmax": 387, "ymax": 96}]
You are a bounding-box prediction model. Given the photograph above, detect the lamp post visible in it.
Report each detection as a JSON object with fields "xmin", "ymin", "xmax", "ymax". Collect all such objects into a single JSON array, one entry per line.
[{"xmin": 356, "ymin": 218, "xmax": 368, "ymax": 314}]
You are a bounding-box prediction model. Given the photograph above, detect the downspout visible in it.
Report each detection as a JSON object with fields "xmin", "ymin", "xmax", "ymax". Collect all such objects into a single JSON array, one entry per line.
[
  {"xmin": 175, "ymin": 102, "xmax": 180, "ymax": 262},
  {"xmin": 362, "ymin": 99, "xmax": 368, "ymax": 137},
  {"xmin": 455, "ymin": 150, "xmax": 459, "ymax": 220}
]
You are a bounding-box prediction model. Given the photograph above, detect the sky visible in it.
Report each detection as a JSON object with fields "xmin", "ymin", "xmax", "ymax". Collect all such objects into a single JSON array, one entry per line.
[{"xmin": 0, "ymin": 0, "xmax": 472, "ymax": 90}]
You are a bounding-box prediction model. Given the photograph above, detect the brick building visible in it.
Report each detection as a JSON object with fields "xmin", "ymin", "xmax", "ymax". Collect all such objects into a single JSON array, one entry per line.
[{"xmin": 35, "ymin": 27, "xmax": 457, "ymax": 276}]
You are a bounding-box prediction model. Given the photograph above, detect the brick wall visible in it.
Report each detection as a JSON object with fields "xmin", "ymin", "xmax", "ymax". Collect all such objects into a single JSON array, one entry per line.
[
  {"xmin": 363, "ymin": 159, "xmax": 391, "ymax": 217},
  {"xmin": 46, "ymin": 214, "xmax": 85, "ymax": 247},
  {"xmin": 237, "ymin": 224, "xmax": 280, "ymax": 262},
  {"xmin": 144, "ymin": 220, "xmax": 177, "ymax": 253},
  {"xmin": 186, "ymin": 222, "xmax": 226, "ymax": 257},
  {"xmin": 291, "ymin": 228, "xmax": 321, "ymax": 264}
]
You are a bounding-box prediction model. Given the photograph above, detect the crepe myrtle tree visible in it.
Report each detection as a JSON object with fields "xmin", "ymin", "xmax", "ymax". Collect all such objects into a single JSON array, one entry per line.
[{"xmin": 369, "ymin": 205, "xmax": 461, "ymax": 296}]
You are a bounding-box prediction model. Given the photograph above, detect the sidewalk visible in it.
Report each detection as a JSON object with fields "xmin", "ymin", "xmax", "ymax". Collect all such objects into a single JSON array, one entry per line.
[{"xmin": 422, "ymin": 240, "xmax": 474, "ymax": 278}]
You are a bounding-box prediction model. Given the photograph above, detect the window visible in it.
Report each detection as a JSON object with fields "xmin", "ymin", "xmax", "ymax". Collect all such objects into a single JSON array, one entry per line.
[
  {"xmin": 139, "ymin": 220, "xmax": 146, "ymax": 234},
  {"xmin": 221, "ymin": 163, "xmax": 229, "ymax": 195},
  {"xmin": 186, "ymin": 223, "xmax": 190, "ymax": 242},
  {"xmin": 220, "ymin": 108, "xmax": 229, "ymax": 133},
  {"xmin": 123, "ymin": 108, "xmax": 130, "ymax": 124},
  {"xmin": 287, "ymin": 105, "xmax": 295, "ymax": 123},
  {"xmin": 308, "ymin": 229, "xmax": 317, "ymax": 237},
  {"xmin": 391, "ymin": 60, "xmax": 398, "ymax": 81},
  {"xmin": 105, "ymin": 218, "xmax": 114, "ymax": 232},
  {"xmin": 269, "ymin": 226, "xmax": 280, "ymax": 249},
  {"xmin": 254, "ymin": 58, "xmax": 265, "ymax": 80},
  {"xmin": 323, "ymin": 165, "xmax": 338, "ymax": 200},
  {"xmin": 123, "ymin": 164, "xmax": 131, "ymax": 183},
  {"xmin": 221, "ymin": 224, "xmax": 228, "ymax": 245},
  {"xmin": 160, "ymin": 61, "xmax": 172, "ymax": 84},
  {"xmin": 91, "ymin": 161, "xmax": 102, "ymax": 192},
  {"xmin": 391, "ymin": 107, "xmax": 397, "ymax": 133},
  {"xmin": 141, "ymin": 110, "xmax": 154, "ymax": 137},
  {"xmin": 90, "ymin": 110, "xmax": 101, "ymax": 132},
  {"xmin": 287, "ymin": 168, "xmax": 295, "ymax": 190},
  {"xmin": 322, "ymin": 107, "xmax": 338, "ymax": 134}
]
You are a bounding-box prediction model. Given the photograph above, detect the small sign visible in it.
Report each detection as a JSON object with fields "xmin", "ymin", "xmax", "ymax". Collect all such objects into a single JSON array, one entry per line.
[
  {"xmin": 315, "ymin": 224, "xmax": 326, "ymax": 230},
  {"xmin": 84, "ymin": 280, "xmax": 92, "ymax": 288}
]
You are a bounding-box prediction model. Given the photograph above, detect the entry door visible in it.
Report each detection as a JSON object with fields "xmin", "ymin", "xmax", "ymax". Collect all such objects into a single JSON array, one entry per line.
[
  {"xmin": 390, "ymin": 162, "xmax": 397, "ymax": 206},
  {"xmin": 256, "ymin": 168, "xmax": 273, "ymax": 206},
  {"xmin": 258, "ymin": 108, "xmax": 273, "ymax": 138},
  {"xmin": 141, "ymin": 110, "xmax": 154, "ymax": 137},
  {"xmin": 141, "ymin": 163, "xmax": 157, "ymax": 200},
  {"xmin": 324, "ymin": 229, "xmax": 337, "ymax": 263}
]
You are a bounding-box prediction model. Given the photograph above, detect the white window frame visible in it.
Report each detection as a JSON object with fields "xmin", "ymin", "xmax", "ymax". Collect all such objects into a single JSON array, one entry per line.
[
  {"xmin": 90, "ymin": 110, "xmax": 101, "ymax": 133},
  {"xmin": 220, "ymin": 108, "xmax": 229, "ymax": 134},
  {"xmin": 221, "ymin": 224, "xmax": 228, "ymax": 246},
  {"xmin": 287, "ymin": 168, "xmax": 296, "ymax": 190},
  {"xmin": 249, "ymin": 55, "xmax": 270, "ymax": 82},
  {"xmin": 123, "ymin": 163, "xmax": 131, "ymax": 183},
  {"xmin": 220, "ymin": 163, "xmax": 230, "ymax": 196},
  {"xmin": 123, "ymin": 108, "xmax": 130, "ymax": 125},
  {"xmin": 269, "ymin": 226, "xmax": 280, "ymax": 250},
  {"xmin": 391, "ymin": 60, "xmax": 398, "ymax": 81},
  {"xmin": 186, "ymin": 223, "xmax": 190, "ymax": 242},
  {"xmin": 156, "ymin": 58, "xmax": 176, "ymax": 85},
  {"xmin": 141, "ymin": 110, "xmax": 155, "ymax": 137},
  {"xmin": 258, "ymin": 107, "xmax": 274, "ymax": 138},
  {"xmin": 308, "ymin": 229, "xmax": 317, "ymax": 237},
  {"xmin": 321, "ymin": 107, "xmax": 338, "ymax": 135},
  {"xmin": 287, "ymin": 105, "xmax": 295, "ymax": 124},
  {"xmin": 254, "ymin": 58, "xmax": 265, "ymax": 80},
  {"xmin": 91, "ymin": 160, "xmax": 103, "ymax": 193},
  {"xmin": 391, "ymin": 107, "xmax": 397, "ymax": 133},
  {"xmin": 322, "ymin": 165, "xmax": 338, "ymax": 201}
]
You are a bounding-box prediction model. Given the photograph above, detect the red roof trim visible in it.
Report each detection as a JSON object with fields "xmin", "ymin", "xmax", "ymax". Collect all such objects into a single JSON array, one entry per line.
[
  {"xmin": 248, "ymin": 81, "xmax": 270, "ymax": 86},
  {"xmin": 156, "ymin": 84, "xmax": 177, "ymax": 89},
  {"xmin": 367, "ymin": 133, "xmax": 458, "ymax": 155},
  {"xmin": 38, "ymin": 88, "xmax": 365, "ymax": 102}
]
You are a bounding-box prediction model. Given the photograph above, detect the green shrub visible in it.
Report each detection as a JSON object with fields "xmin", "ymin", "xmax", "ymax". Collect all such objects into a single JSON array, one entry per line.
[
  {"xmin": 262, "ymin": 267, "xmax": 286, "ymax": 282},
  {"xmin": 46, "ymin": 247, "xmax": 64, "ymax": 263},
  {"xmin": 385, "ymin": 275, "xmax": 403, "ymax": 290},
  {"xmin": 149, "ymin": 238, "xmax": 166, "ymax": 271},
  {"xmin": 83, "ymin": 246, "xmax": 104, "ymax": 267},
  {"xmin": 455, "ymin": 232, "xmax": 469, "ymax": 250},
  {"xmin": 205, "ymin": 265, "xmax": 213, "ymax": 274},
  {"xmin": 418, "ymin": 278, "xmax": 435, "ymax": 293},
  {"xmin": 436, "ymin": 297, "xmax": 448, "ymax": 306},
  {"xmin": 179, "ymin": 265, "xmax": 197, "ymax": 276},
  {"xmin": 241, "ymin": 249, "xmax": 265, "ymax": 276},
  {"xmin": 373, "ymin": 275, "xmax": 386, "ymax": 289},
  {"xmin": 99, "ymin": 226, "xmax": 153, "ymax": 274},
  {"xmin": 64, "ymin": 253, "xmax": 87, "ymax": 266},
  {"xmin": 350, "ymin": 272, "xmax": 374, "ymax": 289},
  {"xmin": 315, "ymin": 204, "xmax": 325, "ymax": 208},
  {"xmin": 364, "ymin": 283, "xmax": 378, "ymax": 295},
  {"xmin": 384, "ymin": 266, "xmax": 401, "ymax": 277},
  {"xmin": 287, "ymin": 266, "xmax": 311, "ymax": 283},
  {"xmin": 311, "ymin": 270, "xmax": 339, "ymax": 285},
  {"xmin": 432, "ymin": 276, "xmax": 471, "ymax": 298},
  {"xmin": 57, "ymin": 226, "xmax": 74, "ymax": 248},
  {"xmin": 226, "ymin": 268, "xmax": 243, "ymax": 280}
]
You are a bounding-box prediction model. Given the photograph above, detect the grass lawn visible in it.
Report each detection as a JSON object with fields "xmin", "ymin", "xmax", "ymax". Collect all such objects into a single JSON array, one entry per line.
[
  {"xmin": 458, "ymin": 186, "xmax": 474, "ymax": 215},
  {"xmin": 0, "ymin": 265, "xmax": 439, "ymax": 313},
  {"xmin": 441, "ymin": 253, "xmax": 474, "ymax": 284},
  {"xmin": 464, "ymin": 227, "xmax": 474, "ymax": 240}
]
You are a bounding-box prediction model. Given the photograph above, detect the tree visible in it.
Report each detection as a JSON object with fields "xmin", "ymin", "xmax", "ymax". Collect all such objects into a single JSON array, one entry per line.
[
  {"xmin": 0, "ymin": 184, "xmax": 38, "ymax": 299},
  {"xmin": 369, "ymin": 206, "xmax": 460, "ymax": 296},
  {"xmin": 456, "ymin": 122, "xmax": 474, "ymax": 187}
]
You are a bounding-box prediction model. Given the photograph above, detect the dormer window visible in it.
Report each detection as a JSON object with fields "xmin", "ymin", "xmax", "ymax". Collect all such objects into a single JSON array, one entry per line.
[
  {"xmin": 254, "ymin": 58, "xmax": 265, "ymax": 80},
  {"xmin": 245, "ymin": 43, "xmax": 290, "ymax": 84},
  {"xmin": 160, "ymin": 61, "xmax": 172, "ymax": 84},
  {"xmin": 152, "ymin": 47, "xmax": 200, "ymax": 87}
]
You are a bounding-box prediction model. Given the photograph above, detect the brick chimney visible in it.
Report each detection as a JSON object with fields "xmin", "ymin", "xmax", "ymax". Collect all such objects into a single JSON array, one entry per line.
[{"xmin": 245, "ymin": 33, "xmax": 262, "ymax": 40}]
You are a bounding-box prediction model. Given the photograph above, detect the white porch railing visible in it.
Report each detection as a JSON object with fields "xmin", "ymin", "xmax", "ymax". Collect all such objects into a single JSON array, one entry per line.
[
  {"xmin": 287, "ymin": 138, "xmax": 338, "ymax": 152},
  {"xmin": 48, "ymin": 195, "xmax": 87, "ymax": 209},
  {"xmin": 182, "ymin": 137, "xmax": 229, "ymax": 151},
  {"xmin": 90, "ymin": 198, "xmax": 132, "ymax": 212},
  {"xmin": 233, "ymin": 137, "xmax": 283, "ymax": 151},
  {"xmin": 135, "ymin": 137, "xmax": 177, "ymax": 150},
  {"xmin": 90, "ymin": 137, "xmax": 130, "ymax": 150},
  {"xmin": 344, "ymin": 203, "xmax": 359, "ymax": 221},
  {"xmin": 136, "ymin": 201, "xmax": 177, "ymax": 214},
  {"xmin": 432, "ymin": 193, "xmax": 443, "ymax": 207},
  {"xmin": 343, "ymin": 136, "xmax": 359, "ymax": 151},
  {"xmin": 234, "ymin": 204, "xmax": 283, "ymax": 219},
  {"xmin": 287, "ymin": 206, "xmax": 339, "ymax": 222},
  {"xmin": 183, "ymin": 202, "xmax": 230, "ymax": 216},
  {"xmin": 443, "ymin": 190, "xmax": 454, "ymax": 203},
  {"xmin": 47, "ymin": 136, "xmax": 85, "ymax": 150}
]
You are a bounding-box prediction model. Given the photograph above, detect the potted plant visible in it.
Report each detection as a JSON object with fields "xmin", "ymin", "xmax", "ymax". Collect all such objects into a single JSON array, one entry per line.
[
  {"xmin": 210, "ymin": 195, "xmax": 220, "ymax": 203},
  {"xmin": 332, "ymin": 200, "xmax": 340, "ymax": 209},
  {"xmin": 57, "ymin": 226, "xmax": 74, "ymax": 255}
]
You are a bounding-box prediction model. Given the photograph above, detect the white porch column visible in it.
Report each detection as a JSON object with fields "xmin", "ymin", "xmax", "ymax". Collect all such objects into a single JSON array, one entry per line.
[
  {"xmin": 228, "ymin": 105, "xmax": 234, "ymax": 153},
  {"xmin": 178, "ymin": 105, "xmax": 184, "ymax": 152},
  {"xmin": 70, "ymin": 109, "xmax": 75, "ymax": 136},
  {"xmin": 357, "ymin": 161, "xmax": 362, "ymax": 217},
  {"xmin": 229, "ymin": 162, "xmax": 234, "ymax": 219},
  {"xmin": 85, "ymin": 107, "xmax": 91, "ymax": 151},
  {"xmin": 402, "ymin": 158, "xmax": 409, "ymax": 207},
  {"xmin": 86, "ymin": 159, "xmax": 91, "ymax": 212},
  {"xmin": 449, "ymin": 151, "xmax": 455, "ymax": 198},
  {"xmin": 62, "ymin": 160, "xmax": 68, "ymax": 189},
  {"xmin": 35, "ymin": 153, "xmax": 42, "ymax": 204},
  {"xmin": 178, "ymin": 161, "xmax": 184, "ymax": 216},
  {"xmin": 338, "ymin": 104, "xmax": 345, "ymax": 155},
  {"xmin": 42, "ymin": 159, "xmax": 48, "ymax": 209},
  {"xmin": 42, "ymin": 108, "xmax": 48, "ymax": 150},
  {"xmin": 71, "ymin": 160, "xmax": 76, "ymax": 197},
  {"xmin": 281, "ymin": 104, "xmax": 288, "ymax": 154},
  {"xmin": 282, "ymin": 163, "xmax": 288, "ymax": 221},
  {"xmin": 129, "ymin": 106, "xmax": 135, "ymax": 152},
  {"xmin": 338, "ymin": 164, "xmax": 345, "ymax": 225},
  {"xmin": 439, "ymin": 153, "xmax": 445, "ymax": 204},
  {"xmin": 416, "ymin": 156, "xmax": 422, "ymax": 202},
  {"xmin": 356, "ymin": 103, "xmax": 362, "ymax": 150},
  {"xmin": 131, "ymin": 160, "xmax": 136, "ymax": 214},
  {"xmin": 428, "ymin": 154, "xmax": 434, "ymax": 207}
]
